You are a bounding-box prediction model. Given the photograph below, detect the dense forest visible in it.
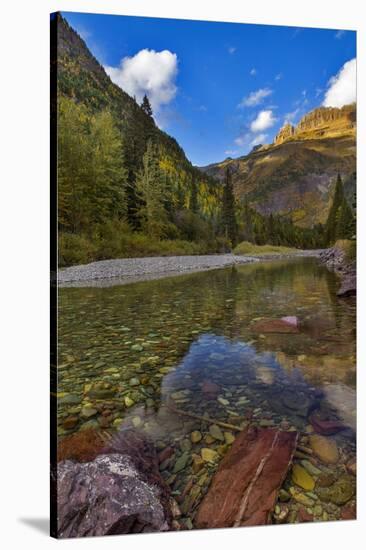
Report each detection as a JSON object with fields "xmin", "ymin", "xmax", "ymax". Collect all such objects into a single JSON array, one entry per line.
[{"xmin": 55, "ymin": 14, "xmax": 355, "ymax": 267}]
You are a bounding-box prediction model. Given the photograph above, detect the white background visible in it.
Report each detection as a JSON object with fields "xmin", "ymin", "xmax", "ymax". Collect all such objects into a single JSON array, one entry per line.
[{"xmin": 0, "ymin": 0, "xmax": 364, "ymax": 548}]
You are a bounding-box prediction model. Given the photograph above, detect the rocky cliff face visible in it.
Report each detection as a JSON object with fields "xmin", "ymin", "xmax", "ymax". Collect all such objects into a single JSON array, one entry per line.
[
  {"xmin": 274, "ymin": 105, "xmax": 356, "ymax": 146},
  {"xmin": 274, "ymin": 123, "xmax": 295, "ymax": 145}
]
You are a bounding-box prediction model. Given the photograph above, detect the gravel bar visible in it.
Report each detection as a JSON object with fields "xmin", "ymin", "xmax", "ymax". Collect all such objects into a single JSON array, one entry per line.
[{"xmin": 58, "ymin": 251, "xmax": 322, "ymax": 288}]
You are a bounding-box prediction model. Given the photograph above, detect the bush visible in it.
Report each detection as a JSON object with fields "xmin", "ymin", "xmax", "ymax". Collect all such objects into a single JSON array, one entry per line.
[
  {"xmin": 59, "ymin": 233, "xmax": 98, "ymax": 267},
  {"xmin": 233, "ymin": 241, "xmax": 298, "ymax": 256},
  {"xmin": 58, "ymin": 220, "xmax": 226, "ymax": 267}
]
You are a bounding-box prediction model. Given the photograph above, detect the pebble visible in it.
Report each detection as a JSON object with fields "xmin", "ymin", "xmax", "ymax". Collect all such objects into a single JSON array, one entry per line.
[
  {"xmin": 124, "ymin": 396, "xmax": 135, "ymax": 408},
  {"xmin": 209, "ymin": 424, "xmax": 224, "ymax": 441},
  {"xmin": 80, "ymin": 406, "xmax": 98, "ymax": 419},
  {"xmin": 62, "ymin": 415, "xmax": 79, "ymax": 430},
  {"xmin": 224, "ymin": 432, "xmax": 235, "ymax": 445},
  {"xmin": 292, "ymin": 464, "xmax": 315, "ymax": 491},
  {"xmin": 129, "ymin": 377, "xmax": 140, "ymax": 386},
  {"xmin": 201, "ymin": 448, "xmax": 219, "ymax": 463},
  {"xmin": 191, "ymin": 431, "xmax": 202, "ymax": 443},
  {"xmin": 309, "ymin": 434, "xmax": 339, "ymax": 464},
  {"xmin": 173, "ymin": 452, "xmax": 190, "ymax": 473},
  {"xmin": 301, "ymin": 459, "xmax": 321, "ymax": 476},
  {"xmin": 217, "ymin": 397, "xmax": 229, "ymax": 406}
]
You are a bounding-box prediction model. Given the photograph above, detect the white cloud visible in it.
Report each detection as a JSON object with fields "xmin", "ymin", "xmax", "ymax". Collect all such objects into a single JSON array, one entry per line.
[
  {"xmin": 251, "ymin": 133, "xmax": 268, "ymax": 146},
  {"xmin": 250, "ymin": 110, "xmax": 277, "ymax": 132},
  {"xmin": 238, "ymin": 87, "xmax": 273, "ymax": 108},
  {"xmin": 234, "ymin": 135, "xmax": 247, "ymax": 146},
  {"xmin": 275, "ymin": 72, "xmax": 283, "ymax": 81},
  {"xmin": 250, "ymin": 68, "xmax": 257, "ymax": 76},
  {"xmin": 323, "ymin": 58, "xmax": 356, "ymax": 108},
  {"xmin": 224, "ymin": 149, "xmax": 238, "ymax": 156},
  {"xmin": 228, "ymin": 47, "xmax": 236, "ymax": 54},
  {"xmin": 335, "ymin": 30, "xmax": 346, "ymax": 39},
  {"xmin": 105, "ymin": 49, "xmax": 178, "ymax": 112}
]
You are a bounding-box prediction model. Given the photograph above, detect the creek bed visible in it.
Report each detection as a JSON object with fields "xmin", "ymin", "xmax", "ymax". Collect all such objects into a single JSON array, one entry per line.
[{"xmin": 57, "ymin": 257, "xmax": 356, "ymax": 527}]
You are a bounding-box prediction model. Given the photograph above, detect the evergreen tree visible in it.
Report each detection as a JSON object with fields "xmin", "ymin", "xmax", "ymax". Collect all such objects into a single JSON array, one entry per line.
[
  {"xmin": 190, "ymin": 182, "xmax": 199, "ymax": 213},
  {"xmin": 140, "ymin": 94, "xmax": 153, "ymax": 118},
  {"xmin": 325, "ymin": 174, "xmax": 354, "ymax": 244},
  {"xmin": 136, "ymin": 139, "xmax": 169, "ymax": 239},
  {"xmin": 221, "ymin": 167, "xmax": 238, "ymax": 246}
]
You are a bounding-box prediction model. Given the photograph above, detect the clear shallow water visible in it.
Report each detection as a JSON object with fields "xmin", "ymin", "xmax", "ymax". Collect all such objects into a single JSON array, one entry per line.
[{"xmin": 57, "ymin": 258, "xmax": 356, "ymax": 525}]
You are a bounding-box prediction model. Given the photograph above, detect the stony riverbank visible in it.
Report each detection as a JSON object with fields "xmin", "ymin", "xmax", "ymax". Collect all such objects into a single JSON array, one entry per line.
[
  {"xmin": 319, "ymin": 244, "xmax": 356, "ymax": 297},
  {"xmin": 58, "ymin": 250, "xmax": 322, "ymax": 287}
]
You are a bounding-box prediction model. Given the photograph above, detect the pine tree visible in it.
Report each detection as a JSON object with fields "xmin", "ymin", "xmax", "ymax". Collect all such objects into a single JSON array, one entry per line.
[
  {"xmin": 325, "ymin": 174, "xmax": 354, "ymax": 244},
  {"xmin": 221, "ymin": 167, "xmax": 238, "ymax": 246},
  {"xmin": 136, "ymin": 139, "xmax": 169, "ymax": 239},
  {"xmin": 140, "ymin": 94, "xmax": 153, "ymax": 118},
  {"xmin": 190, "ymin": 182, "xmax": 199, "ymax": 213}
]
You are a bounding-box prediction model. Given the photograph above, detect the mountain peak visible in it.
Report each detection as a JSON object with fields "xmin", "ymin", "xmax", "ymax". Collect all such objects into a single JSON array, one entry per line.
[{"xmin": 274, "ymin": 104, "xmax": 356, "ymax": 146}]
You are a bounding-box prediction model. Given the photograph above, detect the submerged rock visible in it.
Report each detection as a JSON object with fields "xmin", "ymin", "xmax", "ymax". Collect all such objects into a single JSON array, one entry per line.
[
  {"xmin": 316, "ymin": 475, "xmax": 356, "ymax": 506},
  {"xmin": 196, "ymin": 427, "xmax": 298, "ymax": 528},
  {"xmin": 310, "ymin": 413, "xmax": 347, "ymax": 436},
  {"xmin": 309, "ymin": 434, "xmax": 339, "ymax": 464},
  {"xmin": 57, "ymin": 429, "xmax": 172, "ymax": 538},
  {"xmin": 57, "ymin": 428, "xmax": 106, "ymax": 463},
  {"xmin": 291, "ymin": 464, "xmax": 315, "ymax": 491},
  {"xmin": 209, "ymin": 424, "xmax": 225, "ymax": 441},
  {"xmin": 251, "ymin": 318, "xmax": 299, "ymax": 334},
  {"xmin": 337, "ymin": 274, "xmax": 356, "ymax": 297}
]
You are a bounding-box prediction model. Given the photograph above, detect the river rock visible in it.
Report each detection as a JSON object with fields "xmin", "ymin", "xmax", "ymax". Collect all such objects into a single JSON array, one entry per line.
[
  {"xmin": 62, "ymin": 415, "xmax": 79, "ymax": 430},
  {"xmin": 224, "ymin": 432, "xmax": 235, "ymax": 445},
  {"xmin": 346, "ymin": 459, "xmax": 356, "ymax": 476},
  {"xmin": 57, "ymin": 428, "xmax": 106, "ymax": 463},
  {"xmin": 309, "ymin": 435, "xmax": 339, "ymax": 464},
  {"xmin": 86, "ymin": 382, "xmax": 117, "ymax": 400},
  {"xmin": 301, "ymin": 459, "xmax": 321, "ymax": 476},
  {"xmin": 316, "ymin": 474, "xmax": 356, "ymax": 506},
  {"xmin": 201, "ymin": 448, "xmax": 219, "ymax": 463},
  {"xmin": 58, "ymin": 393, "xmax": 82, "ymax": 406},
  {"xmin": 310, "ymin": 413, "xmax": 347, "ymax": 436},
  {"xmin": 173, "ymin": 452, "xmax": 189, "ymax": 473},
  {"xmin": 290, "ymin": 488, "xmax": 314, "ymax": 507},
  {"xmin": 341, "ymin": 502, "xmax": 356, "ymax": 520},
  {"xmin": 337, "ymin": 274, "xmax": 356, "ymax": 297},
  {"xmin": 80, "ymin": 406, "xmax": 98, "ymax": 419},
  {"xmin": 209, "ymin": 424, "xmax": 224, "ymax": 441},
  {"xmin": 292, "ymin": 464, "xmax": 315, "ymax": 491},
  {"xmin": 201, "ymin": 380, "xmax": 220, "ymax": 399},
  {"xmin": 196, "ymin": 427, "xmax": 298, "ymax": 528},
  {"xmin": 56, "ymin": 430, "xmax": 172, "ymax": 537},
  {"xmin": 191, "ymin": 431, "xmax": 202, "ymax": 443},
  {"xmin": 251, "ymin": 318, "xmax": 299, "ymax": 334}
]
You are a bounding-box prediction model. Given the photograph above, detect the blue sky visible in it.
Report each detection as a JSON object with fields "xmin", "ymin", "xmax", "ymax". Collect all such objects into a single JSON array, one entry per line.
[{"xmin": 62, "ymin": 12, "xmax": 356, "ymax": 166}]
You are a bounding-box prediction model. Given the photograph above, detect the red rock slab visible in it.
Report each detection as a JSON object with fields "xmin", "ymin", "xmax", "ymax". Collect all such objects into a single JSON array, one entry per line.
[
  {"xmin": 310, "ymin": 413, "xmax": 347, "ymax": 436},
  {"xmin": 201, "ymin": 380, "xmax": 220, "ymax": 399},
  {"xmin": 195, "ymin": 426, "xmax": 298, "ymax": 529},
  {"xmin": 251, "ymin": 318, "xmax": 299, "ymax": 334}
]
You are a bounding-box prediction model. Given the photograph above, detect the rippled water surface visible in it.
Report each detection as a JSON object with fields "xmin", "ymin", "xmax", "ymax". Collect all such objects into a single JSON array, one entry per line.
[{"xmin": 57, "ymin": 258, "xmax": 356, "ymax": 525}]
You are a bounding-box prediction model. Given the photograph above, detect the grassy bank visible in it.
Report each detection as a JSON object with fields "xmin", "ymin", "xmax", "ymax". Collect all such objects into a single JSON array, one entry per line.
[{"xmin": 233, "ymin": 241, "xmax": 300, "ymax": 256}]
